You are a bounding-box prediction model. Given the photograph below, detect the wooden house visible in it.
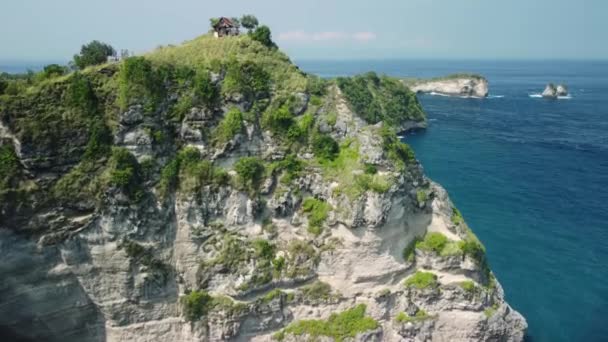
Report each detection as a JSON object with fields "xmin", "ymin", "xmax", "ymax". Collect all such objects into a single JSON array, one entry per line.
[{"xmin": 213, "ymin": 17, "xmax": 239, "ymax": 38}]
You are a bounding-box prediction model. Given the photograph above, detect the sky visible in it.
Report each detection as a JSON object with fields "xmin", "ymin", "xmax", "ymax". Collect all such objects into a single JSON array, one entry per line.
[{"xmin": 0, "ymin": 0, "xmax": 607, "ymax": 62}]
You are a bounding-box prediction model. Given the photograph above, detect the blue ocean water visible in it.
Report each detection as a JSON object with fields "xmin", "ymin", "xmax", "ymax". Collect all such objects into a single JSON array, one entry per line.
[{"xmin": 298, "ymin": 59, "xmax": 608, "ymax": 342}]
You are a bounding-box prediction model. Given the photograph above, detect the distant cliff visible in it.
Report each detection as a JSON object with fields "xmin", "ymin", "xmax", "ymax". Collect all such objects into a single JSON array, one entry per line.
[{"xmin": 406, "ymin": 74, "xmax": 489, "ymax": 98}]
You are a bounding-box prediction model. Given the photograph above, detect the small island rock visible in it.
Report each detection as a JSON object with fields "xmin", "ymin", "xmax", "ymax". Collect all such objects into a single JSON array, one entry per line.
[
  {"xmin": 542, "ymin": 83, "xmax": 568, "ymax": 98},
  {"xmin": 408, "ymin": 74, "xmax": 489, "ymax": 98}
]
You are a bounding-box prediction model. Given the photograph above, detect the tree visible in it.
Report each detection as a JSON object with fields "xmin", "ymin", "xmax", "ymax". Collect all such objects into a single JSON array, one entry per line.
[
  {"xmin": 230, "ymin": 17, "xmax": 241, "ymax": 29},
  {"xmin": 240, "ymin": 15, "xmax": 259, "ymax": 31},
  {"xmin": 209, "ymin": 17, "xmax": 220, "ymax": 29},
  {"xmin": 250, "ymin": 25, "xmax": 276, "ymax": 49},
  {"xmin": 42, "ymin": 64, "xmax": 68, "ymax": 78},
  {"xmin": 73, "ymin": 40, "xmax": 116, "ymax": 69},
  {"xmin": 0, "ymin": 78, "xmax": 7, "ymax": 95}
]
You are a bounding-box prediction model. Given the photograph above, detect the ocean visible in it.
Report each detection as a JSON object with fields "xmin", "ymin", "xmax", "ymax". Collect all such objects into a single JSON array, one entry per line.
[
  {"xmin": 297, "ymin": 59, "xmax": 608, "ymax": 342},
  {"xmin": 3, "ymin": 59, "xmax": 607, "ymax": 341}
]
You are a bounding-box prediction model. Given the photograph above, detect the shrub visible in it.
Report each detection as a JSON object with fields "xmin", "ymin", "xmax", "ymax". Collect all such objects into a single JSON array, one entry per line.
[
  {"xmin": 181, "ymin": 290, "xmax": 212, "ymax": 321},
  {"xmin": 380, "ymin": 126, "xmax": 416, "ymax": 170},
  {"xmin": 451, "ymin": 207, "xmax": 464, "ymax": 225},
  {"xmin": 405, "ymin": 271, "xmax": 439, "ymax": 289},
  {"xmin": 253, "ymin": 239, "xmax": 276, "ymax": 260},
  {"xmin": 458, "ymin": 238, "xmax": 486, "ymax": 262},
  {"xmin": 277, "ymin": 304, "xmax": 378, "ymax": 342},
  {"xmin": 302, "ymin": 197, "xmax": 331, "ymax": 235},
  {"xmin": 73, "ymin": 40, "xmax": 115, "ymax": 69},
  {"xmin": 312, "ymin": 133, "xmax": 339, "ymax": 161},
  {"xmin": 416, "ymin": 232, "xmax": 448, "ymax": 253},
  {"xmin": 416, "ymin": 190, "xmax": 428, "ymax": 204},
  {"xmin": 84, "ymin": 119, "xmax": 112, "ymax": 160},
  {"xmin": 234, "ymin": 156, "xmax": 265, "ymax": 189},
  {"xmin": 107, "ymin": 147, "xmax": 141, "ymax": 196},
  {"xmin": 222, "ymin": 59, "xmax": 270, "ymax": 97},
  {"xmin": 65, "ymin": 72, "xmax": 98, "ymax": 113},
  {"xmin": 395, "ymin": 310, "xmax": 430, "ymax": 323},
  {"xmin": 250, "ymin": 25, "xmax": 277, "ymax": 49},
  {"xmin": 41, "ymin": 64, "xmax": 68, "ymax": 79},
  {"xmin": 484, "ymin": 303, "xmax": 499, "ymax": 318},
  {"xmin": 214, "ymin": 108, "xmax": 243, "ymax": 144},
  {"xmin": 263, "ymin": 105, "xmax": 294, "ymax": 136},
  {"xmin": 0, "ymin": 145, "xmax": 19, "ymax": 190},
  {"xmin": 194, "ymin": 70, "xmax": 219, "ymax": 108},
  {"xmin": 337, "ymin": 73, "xmax": 425, "ymax": 125},
  {"xmin": 459, "ymin": 280, "xmax": 477, "ymax": 293},
  {"xmin": 118, "ymin": 56, "xmax": 163, "ymax": 111},
  {"xmin": 301, "ymin": 281, "xmax": 333, "ymax": 301},
  {"xmin": 364, "ymin": 163, "xmax": 377, "ymax": 175}
]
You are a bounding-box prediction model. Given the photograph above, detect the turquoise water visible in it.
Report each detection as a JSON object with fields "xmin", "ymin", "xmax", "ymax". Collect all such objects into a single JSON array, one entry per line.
[{"xmin": 299, "ymin": 60, "xmax": 608, "ymax": 342}]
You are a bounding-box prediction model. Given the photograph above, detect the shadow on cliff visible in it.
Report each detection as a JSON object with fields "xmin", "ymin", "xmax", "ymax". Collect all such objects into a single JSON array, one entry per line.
[{"xmin": 0, "ymin": 229, "xmax": 107, "ymax": 342}]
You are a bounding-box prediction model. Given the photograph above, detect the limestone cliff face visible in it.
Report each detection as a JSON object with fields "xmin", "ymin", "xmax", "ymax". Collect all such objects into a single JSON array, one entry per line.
[
  {"xmin": 408, "ymin": 76, "xmax": 489, "ymax": 98},
  {"xmin": 0, "ymin": 36, "xmax": 525, "ymax": 342}
]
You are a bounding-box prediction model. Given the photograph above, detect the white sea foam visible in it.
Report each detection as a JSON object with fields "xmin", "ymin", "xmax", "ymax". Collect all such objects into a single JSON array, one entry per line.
[
  {"xmin": 429, "ymin": 91, "xmax": 451, "ymax": 97},
  {"xmin": 558, "ymin": 95, "xmax": 572, "ymax": 100},
  {"xmin": 488, "ymin": 95, "xmax": 505, "ymax": 99},
  {"xmin": 529, "ymin": 93, "xmax": 543, "ymax": 98}
]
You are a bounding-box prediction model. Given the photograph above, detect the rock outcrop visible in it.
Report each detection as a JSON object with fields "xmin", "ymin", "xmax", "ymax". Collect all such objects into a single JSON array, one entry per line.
[
  {"xmin": 408, "ymin": 75, "xmax": 489, "ymax": 98},
  {"xmin": 0, "ymin": 33, "xmax": 525, "ymax": 342},
  {"xmin": 542, "ymin": 83, "xmax": 568, "ymax": 98}
]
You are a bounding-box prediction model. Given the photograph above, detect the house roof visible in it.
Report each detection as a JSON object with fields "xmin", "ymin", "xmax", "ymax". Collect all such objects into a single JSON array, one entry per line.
[{"xmin": 214, "ymin": 17, "xmax": 236, "ymax": 29}]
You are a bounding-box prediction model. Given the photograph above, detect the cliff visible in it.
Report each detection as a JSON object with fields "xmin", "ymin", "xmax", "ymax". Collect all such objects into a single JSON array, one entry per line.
[
  {"xmin": 0, "ymin": 34, "xmax": 525, "ymax": 341},
  {"xmin": 407, "ymin": 74, "xmax": 489, "ymax": 98}
]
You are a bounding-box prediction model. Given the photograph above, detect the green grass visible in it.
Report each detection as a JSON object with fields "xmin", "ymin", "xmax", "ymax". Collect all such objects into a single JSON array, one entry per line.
[
  {"xmin": 146, "ymin": 34, "xmax": 307, "ymax": 94},
  {"xmin": 285, "ymin": 240, "xmax": 318, "ymax": 278},
  {"xmin": 181, "ymin": 290, "xmax": 247, "ymax": 321},
  {"xmin": 234, "ymin": 156, "xmax": 265, "ymax": 191},
  {"xmin": 213, "ymin": 107, "xmax": 244, "ymax": 144},
  {"xmin": 302, "ymin": 197, "xmax": 332, "ymax": 235},
  {"xmin": 416, "ymin": 189, "xmax": 428, "ymax": 204},
  {"xmin": 459, "ymin": 280, "xmax": 477, "ymax": 294},
  {"xmin": 451, "ymin": 207, "xmax": 464, "ymax": 225},
  {"xmin": 300, "ymin": 281, "xmax": 334, "ymax": 301},
  {"xmin": 159, "ymin": 147, "xmax": 230, "ymax": 196},
  {"xmin": 484, "ymin": 303, "xmax": 499, "ymax": 318},
  {"xmin": 181, "ymin": 290, "xmax": 213, "ymax": 321},
  {"xmin": 415, "ymin": 232, "xmax": 448, "ymax": 253},
  {"xmin": 395, "ymin": 309, "xmax": 431, "ymax": 323},
  {"xmin": 275, "ymin": 304, "xmax": 378, "ymax": 342},
  {"xmin": 405, "ymin": 271, "xmax": 439, "ymax": 290},
  {"xmin": 415, "ymin": 232, "xmax": 463, "ymax": 257},
  {"xmin": 0, "ymin": 145, "xmax": 19, "ymax": 191}
]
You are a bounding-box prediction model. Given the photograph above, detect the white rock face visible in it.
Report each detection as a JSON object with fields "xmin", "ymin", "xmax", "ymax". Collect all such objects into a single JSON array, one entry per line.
[
  {"xmin": 409, "ymin": 77, "xmax": 489, "ymax": 98},
  {"xmin": 542, "ymin": 83, "xmax": 568, "ymax": 98},
  {"xmin": 0, "ymin": 76, "xmax": 525, "ymax": 342}
]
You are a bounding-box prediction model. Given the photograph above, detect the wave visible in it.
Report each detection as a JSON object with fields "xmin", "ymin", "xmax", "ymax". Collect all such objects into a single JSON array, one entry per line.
[
  {"xmin": 529, "ymin": 93, "xmax": 573, "ymax": 99},
  {"xmin": 488, "ymin": 95, "xmax": 505, "ymax": 99},
  {"xmin": 429, "ymin": 91, "xmax": 451, "ymax": 97}
]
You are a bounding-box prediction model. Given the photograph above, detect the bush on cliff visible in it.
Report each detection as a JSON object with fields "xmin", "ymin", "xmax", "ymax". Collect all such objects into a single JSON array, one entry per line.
[
  {"xmin": 405, "ymin": 271, "xmax": 439, "ymax": 289},
  {"xmin": 275, "ymin": 304, "xmax": 378, "ymax": 342},
  {"xmin": 73, "ymin": 40, "xmax": 116, "ymax": 69}
]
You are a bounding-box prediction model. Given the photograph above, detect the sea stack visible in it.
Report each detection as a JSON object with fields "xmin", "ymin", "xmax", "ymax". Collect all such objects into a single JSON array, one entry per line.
[{"xmin": 542, "ymin": 83, "xmax": 568, "ymax": 98}]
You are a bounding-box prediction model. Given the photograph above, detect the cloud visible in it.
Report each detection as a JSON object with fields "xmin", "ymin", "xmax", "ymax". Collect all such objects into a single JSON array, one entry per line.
[
  {"xmin": 352, "ymin": 32, "xmax": 377, "ymax": 42},
  {"xmin": 278, "ymin": 31, "xmax": 377, "ymax": 43}
]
